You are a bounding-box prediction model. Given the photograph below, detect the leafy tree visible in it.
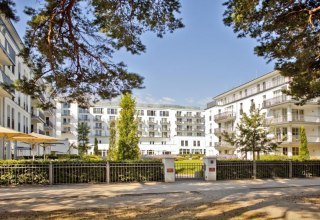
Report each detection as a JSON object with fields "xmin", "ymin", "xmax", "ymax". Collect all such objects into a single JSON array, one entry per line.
[
  {"xmin": 299, "ymin": 126, "xmax": 310, "ymax": 160},
  {"xmin": 93, "ymin": 137, "xmax": 99, "ymax": 156},
  {"xmin": 223, "ymin": 1, "xmax": 320, "ymax": 104},
  {"xmin": 222, "ymin": 107, "xmax": 279, "ymax": 160},
  {"xmin": 107, "ymin": 119, "xmax": 118, "ymax": 161},
  {"xmin": 117, "ymin": 93, "xmax": 140, "ymax": 160},
  {"xmin": 0, "ymin": 0, "xmax": 184, "ymax": 108},
  {"xmin": 77, "ymin": 122, "xmax": 90, "ymax": 155}
]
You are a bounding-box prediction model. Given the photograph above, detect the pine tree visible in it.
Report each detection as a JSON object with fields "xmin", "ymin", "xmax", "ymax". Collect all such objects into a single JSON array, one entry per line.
[
  {"xmin": 0, "ymin": 0, "xmax": 184, "ymax": 108},
  {"xmin": 223, "ymin": 1, "xmax": 320, "ymax": 104},
  {"xmin": 299, "ymin": 126, "xmax": 310, "ymax": 160},
  {"xmin": 77, "ymin": 122, "xmax": 90, "ymax": 155},
  {"xmin": 107, "ymin": 119, "xmax": 118, "ymax": 161},
  {"xmin": 222, "ymin": 108, "xmax": 279, "ymax": 160},
  {"xmin": 94, "ymin": 137, "xmax": 99, "ymax": 156},
  {"xmin": 117, "ymin": 93, "xmax": 140, "ymax": 160}
]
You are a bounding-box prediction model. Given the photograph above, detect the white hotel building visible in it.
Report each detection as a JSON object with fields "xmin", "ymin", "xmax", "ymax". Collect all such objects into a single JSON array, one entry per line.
[
  {"xmin": 205, "ymin": 70, "xmax": 320, "ymax": 159},
  {"xmin": 0, "ymin": 15, "xmax": 56, "ymax": 159},
  {"xmin": 55, "ymin": 102, "xmax": 207, "ymax": 156}
]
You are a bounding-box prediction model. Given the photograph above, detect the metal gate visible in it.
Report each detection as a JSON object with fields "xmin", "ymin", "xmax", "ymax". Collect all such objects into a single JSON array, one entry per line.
[{"xmin": 175, "ymin": 162, "xmax": 204, "ymax": 180}]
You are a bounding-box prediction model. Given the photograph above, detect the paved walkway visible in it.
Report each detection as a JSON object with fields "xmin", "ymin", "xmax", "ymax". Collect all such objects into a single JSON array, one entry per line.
[
  {"xmin": 1, "ymin": 178, "xmax": 320, "ymax": 200},
  {"xmin": 0, "ymin": 178, "xmax": 320, "ymax": 219}
]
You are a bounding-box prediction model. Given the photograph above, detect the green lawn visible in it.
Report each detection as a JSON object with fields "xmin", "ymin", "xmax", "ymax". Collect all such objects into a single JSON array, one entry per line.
[{"xmin": 175, "ymin": 160, "xmax": 203, "ymax": 175}]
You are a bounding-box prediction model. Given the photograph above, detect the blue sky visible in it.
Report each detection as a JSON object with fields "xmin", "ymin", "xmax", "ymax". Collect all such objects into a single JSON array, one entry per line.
[{"xmin": 15, "ymin": 0, "xmax": 274, "ymax": 108}]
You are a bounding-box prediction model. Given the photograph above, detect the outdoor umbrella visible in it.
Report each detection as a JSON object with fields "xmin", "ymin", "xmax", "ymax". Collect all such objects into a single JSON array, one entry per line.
[
  {"xmin": 11, "ymin": 132, "xmax": 60, "ymax": 160},
  {"xmin": 0, "ymin": 126, "xmax": 31, "ymax": 159}
]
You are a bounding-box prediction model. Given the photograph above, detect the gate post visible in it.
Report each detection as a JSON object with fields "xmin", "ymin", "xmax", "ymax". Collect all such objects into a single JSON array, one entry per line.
[
  {"xmin": 49, "ymin": 162, "xmax": 53, "ymax": 185},
  {"xmin": 162, "ymin": 156, "xmax": 175, "ymax": 182},
  {"xmin": 203, "ymin": 156, "xmax": 217, "ymax": 181}
]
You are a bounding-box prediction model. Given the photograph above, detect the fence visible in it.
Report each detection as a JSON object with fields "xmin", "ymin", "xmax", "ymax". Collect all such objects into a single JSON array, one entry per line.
[
  {"xmin": 217, "ymin": 160, "xmax": 320, "ymax": 180},
  {"xmin": 0, "ymin": 162, "xmax": 164, "ymax": 185}
]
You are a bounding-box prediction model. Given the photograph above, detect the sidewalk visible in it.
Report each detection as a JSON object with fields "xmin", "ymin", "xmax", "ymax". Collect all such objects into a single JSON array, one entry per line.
[{"xmin": 1, "ymin": 178, "xmax": 320, "ymax": 201}]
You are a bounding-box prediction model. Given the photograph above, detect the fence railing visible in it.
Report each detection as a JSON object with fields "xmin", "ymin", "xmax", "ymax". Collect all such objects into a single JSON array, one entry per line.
[
  {"xmin": 217, "ymin": 160, "xmax": 320, "ymax": 180},
  {"xmin": 0, "ymin": 162, "xmax": 164, "ymax": 185}
]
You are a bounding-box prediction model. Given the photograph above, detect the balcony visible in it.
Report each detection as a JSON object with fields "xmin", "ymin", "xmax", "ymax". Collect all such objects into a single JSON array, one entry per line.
[
  {"xmin": 44, "ymin": 121, "xmax": 54, "ymax": 129},
  {"xmin": 267, "ymin": 115, "xmax": 320, "ymax": 125},
  {"xmin": 214, "ymin": 142, "xmax": 234, "ymax": 149},
  {"xmin": 62, "ymin": 130, "xmax": 72, "ymax": 134},
  {"xmin": 262, "ymin": 95, "xmax": 290, "ymax": 108},
  {"xmin": 0, "ymin": 42, "xmax": 14, "ymax": 65},
  {"xmin": 61, "ymin": 112, "xmax": 72, "ymax": 117},
  {"xmin": 214, "ymin": 128, "xmax": 235, "ymax": 135},
  {"xmin": 175, "ymin": 121, "xmax": 183, "ymax": 125},
  {"xmin": 148, "ymin": 127, "xmax": 157, "ymax": 131},
  {"xmin": 160, "ymin": 121, "xmax": 170, "ymax": 125},
  {"xmin": 31, "ymin": 110, "xmax": 45, "ymax": 123},
  {"xmin": 148, "ymin": 120, "xmax": 158, "ymax": 125},
  {"xmin": 0, "ymin": 69, "xmax": 13, "ymax": 97},
  {"xmin": 160, "ymin": 127, "xmax": 170, "ymax": 131},
  {"xmin": 94, "ymin": 126, "xmax": 104, "ymax": 130},
  {"xmin": 93, "ymin": 118, "xmax": 103, "ymax": 122},
  {"xmin": 79, "ymin": 118, "xmax": 90, "ymax": 122},
  {"xmin": 214, "ymin": 111, "xmax": 236, "ymax": 122}
]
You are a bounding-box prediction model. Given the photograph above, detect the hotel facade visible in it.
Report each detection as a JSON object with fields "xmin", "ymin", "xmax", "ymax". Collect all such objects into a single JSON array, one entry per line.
[
  {"xmin": 55, "ymin": 102, "xmax": 207, "ymax": 156},
  {"xmin": 205, "ymin": 70, "xmax": 320, "ymax": 159}
]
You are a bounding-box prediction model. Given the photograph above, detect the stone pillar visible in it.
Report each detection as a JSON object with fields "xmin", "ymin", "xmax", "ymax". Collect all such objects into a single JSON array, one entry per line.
[
  {"xmin": 287, "ymin": 105, "xmax": 292, "ymax": 122},
  {"xmin": 162, "ymin": 156, "xmax": 175, "ymax": 182},
  {"xmin": 13, "ymin": 140, "xmax": 17, "ymax": 160},
  {"xmin": 0, "ymin": 138, "xmax": 4, "ymax": 160},
  {"xmin": 203, "ymin": 156, "xmax": 217, "ymax": 181}
]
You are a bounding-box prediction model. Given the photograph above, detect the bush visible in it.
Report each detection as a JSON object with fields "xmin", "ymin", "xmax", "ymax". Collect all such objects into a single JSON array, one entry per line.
[{"xmin": 259, "ymin": 155, "xmax": 291, "ymax": 161}]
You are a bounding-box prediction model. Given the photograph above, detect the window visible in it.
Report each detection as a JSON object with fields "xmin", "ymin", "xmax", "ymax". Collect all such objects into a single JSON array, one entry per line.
[
  {"xmin": 176, "ymin": 111, "xmax": 182, "ymax": 116},
  {"xmin": 7, "ymin": 105, "xmax": 10, "ymax": 128},
  {"xmin": 193, "ymin": 141, "xmax": 196, "ymax": 146},
  {"xmin": 185, "ymin": 141, "xmax": 188, "ymax": 146},
  {"xmin": 93, "ymin": 108, "xmax": 103, "ymax": 114},
  {"xmin": 292, "ymin": 147, "xmax": 299, "ymax": 156},
  {"xmin": 292, "ymin": 127, "xmax": 300, "ymax": 141},
  {"xmin": 95, "ymin": 123, "xmax": 102, "ymax": 128},
  {"xmin": 149, "ymin": 132, "xmax": 155, "ymax": 137},
  {"xmin": 239, "ymin": 91, "xmax": 242, "ymax": 98},
  {"xmin": 186, "ymin": 125, "xmax": 192, "ymax": 131},
  {"xmin": 109, "ymin": 116, "xmax": 116, "ymax": 120},
  {"xmin": 263, "ymin": 82, "xmax": 266, "ymax": 90},
  {"xmin": 79, "ymin": 108, "xmax": 89, "ymax": 113},
  {"xmin": 162, "ymin": 132, "xmax": 168, "ymax": 138},
  {"xmin": 107, "ymin": 108, "xmax": 117, "ymax": 114},
  {"xmin": 160, "ymin": 111, "xmax": 169, "ymax": 117},
  {"xmin": 186, "ymin": 112, "xmax": 192, "ymax": 117},
  {"xmin": 292, "ymin": 109, "xmax": 304, "ymax": 121},
  {"xmin": 161, "ymin": 141, "xmax": 166, "ymax": 145},
  {"xmin": 147, "ymin": 110, "xmax": 156, "ymax": 116},
  {"xmin": 240, "ymin": 103, "xmax": 243, "ymax": 115},
  {"xmin": 94, "ymin": 115, "xmax": 102, "ymax": 121},
  {"xmin": 137, "ymin": 110, "xmax": 144, "ymax": 116},
  {"xmin": 197, "ymin": 141, "xmax": 200, "ymax": 146},
  {"xmin": 147, "ymin": 150, "xmax": 154, "ymax": 155},
  {"xmin": 11, "ymin": 108, "xmax": 14, "ymax": 129},
  {"xmin": 181, "ymin": 140, "xmax": 184, "ymax": 146},
  {"xmin": 63, "ymin": 102, "xmax": 70, "ymax": 108},
  {"xmin": 283, "ymin": 147, "xmax": 288, "ymax": 156},
  {"xmin": 257, "ymin": 84, "xmax": 260, "ymax": 92},
  {"xmin": 187, "ymin": 118, "xmax": 192, "ymax": 123},
  {"xmin": 149, "ymin": 141, "xmax": 155, "ymax": 145},
  {"xmin": 244, "ymin": 89, "xmax": 247, "ymax": 97}
]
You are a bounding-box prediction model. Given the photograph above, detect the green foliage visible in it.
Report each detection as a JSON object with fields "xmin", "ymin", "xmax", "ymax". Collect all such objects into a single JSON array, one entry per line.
[
  {"xmin": 176, "ymin": 154, "xmax": 204, "ymax": 161},
  {"xmin": 117, "ymin": 93, "xmax": 140, "ymax": 160},
  {"xmin": 0, "ymin": 0, "xmax": 19, "ymax": 21},
  {"xmin": 299, "ymin": 126, "xmax": 310, "ymax": 160},
  {"xmin": 5, "ymin": 0, "xmax": 183, "ymax": 108},
  {"xmin": 94, "ymin": 137, "xmax": 99, "ymax": 156},
  {"xmin": 259, "ymin": 155, "xmax": 291, "ymax": 161},
  {"xmin": 77, "ymin": 122, "xmax": 90, "ymax": 155},
  {"xmin": 222, "ymin": 108, "xmax": 279, "ymax": 160},
  {"xmin": 223, "ymin": 0, "xmax": 320, "ymax": 104},
  {"xmin": 107, "ymin": 119, "xmax": 118, "ymax": 161}
]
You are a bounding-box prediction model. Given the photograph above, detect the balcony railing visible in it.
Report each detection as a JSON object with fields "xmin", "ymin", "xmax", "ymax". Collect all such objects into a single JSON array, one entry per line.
[
  {"xmin": 31, "ymin": 110, "xmax": 45, "ymax": 122},
  {"xmin": 79, "ymin": 118, "xmax": 90, "ymax": 121},
  {"xmin": 44, "ymin": 121, "xmax": 53, "ymax": 128},
  {"xmin": 214, "ymin": 111, "xmax": 236, "ymax": 122},
  {"xmin": 148, "ymin": 120, "xmax": 158, "ymax": 124},
  {"xmin": 214, "ymin": 142, "xmax": 234, "ymax": 148},
  {"xmin": 160, "ymin": 127, "xmax": 170, "ymax": 131},
  {"xmin": 160, "ymin": 121, "xmax": 170, "ymax": 125},
  {"xmin": 61, "ymin": 112, "xmax": 71, "ymax": 116},
  {"xmin": 267, "ymin": 115, "xmax": 320, "ymax": 124},
  {"xmin": 214, "ymin": 128, "xmax": 234, "ymax": 135}
]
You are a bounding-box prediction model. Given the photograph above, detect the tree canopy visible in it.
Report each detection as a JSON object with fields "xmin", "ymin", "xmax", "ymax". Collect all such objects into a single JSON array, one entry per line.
[
  {"xmin": 0, "ymin": 0, "xmax": 183, "ymax": 108},
  {"xmin": 223, "ymin": 0, "xmax": 320, "ymax": 104}
]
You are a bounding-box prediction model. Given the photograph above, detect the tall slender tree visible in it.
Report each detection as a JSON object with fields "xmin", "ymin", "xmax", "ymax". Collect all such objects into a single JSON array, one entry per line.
[
  {"xmin": 117, "ymin": 93, "xmax": 140, "ymax": 160},
  {"xmin": 93, "ymin": 137, "xmax": 99, "ymax": 156},
  {"xmin": 77, "ymin": 122, "xmax": 90, "ymax": 155},
  {"xmin": 223, "ymin": 108, "xmax": 279, "ymax": 160},
  {"xmin": 107, "ymin": 119, "xmax": 118, "ymax": 161},
  {"xmin": 299, "ymin": 126, "xmax": 310, "ymax": 160}
]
